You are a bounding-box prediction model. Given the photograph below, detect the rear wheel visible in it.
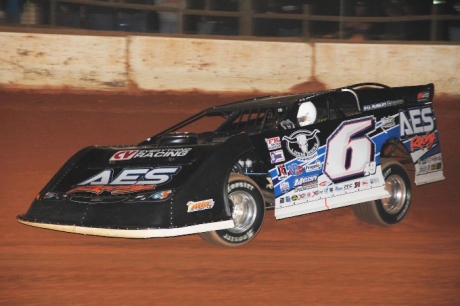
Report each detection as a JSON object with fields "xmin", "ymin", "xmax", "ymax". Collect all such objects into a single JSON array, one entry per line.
[
  {"xmin": 352, "ymin": 159, "xmax": 412, "ymax": 226},
  {"xmin": 199, "ymin": 173, "xmax": 265, "ymax": 247}
]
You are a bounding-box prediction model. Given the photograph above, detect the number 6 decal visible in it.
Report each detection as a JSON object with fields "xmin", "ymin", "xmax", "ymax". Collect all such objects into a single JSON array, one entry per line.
[{"xmin": 324, "ymin": 117, "xmax": 375, "ymax": 183}]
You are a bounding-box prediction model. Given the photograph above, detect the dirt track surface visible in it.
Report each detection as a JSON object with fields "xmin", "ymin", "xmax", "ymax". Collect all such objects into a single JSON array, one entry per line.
[{"xmin": 1, "ymin": 91, "xmax": 459, "ymax": 305}]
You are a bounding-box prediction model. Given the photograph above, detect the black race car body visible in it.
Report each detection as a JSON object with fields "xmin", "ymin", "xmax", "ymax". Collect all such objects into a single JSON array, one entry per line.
[{"xmin": 17, "ymin": 83, "xmax": 445, "ymax": 246}]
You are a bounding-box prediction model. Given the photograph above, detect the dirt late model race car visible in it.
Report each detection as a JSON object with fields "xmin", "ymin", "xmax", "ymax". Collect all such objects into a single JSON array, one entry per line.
[{"xmin": 17, "ymin": 83, "xmax": 445, "ymax": 247}]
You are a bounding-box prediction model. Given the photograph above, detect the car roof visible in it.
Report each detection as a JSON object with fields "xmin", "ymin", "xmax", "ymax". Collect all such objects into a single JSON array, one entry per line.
[
  {"xmin": 207, "ymin": 91, "xmax": 328, "ymax": 113},
  {"xmin": 205, "ymin": 83, "xmax": 404, "ymax": 114}
]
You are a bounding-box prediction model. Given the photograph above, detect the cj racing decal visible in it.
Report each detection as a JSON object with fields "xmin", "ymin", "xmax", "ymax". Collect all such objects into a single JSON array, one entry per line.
[
  {"xmin": 110, "ymin": 148, "xmax": 191, "ymax": 161},
  {"xmin": 282, "ymin": 129, "xmax": 320, "ymax": 161},
  {"xmin": 110, "ymin": 150, "xmax": 139, "ymax": 161}
]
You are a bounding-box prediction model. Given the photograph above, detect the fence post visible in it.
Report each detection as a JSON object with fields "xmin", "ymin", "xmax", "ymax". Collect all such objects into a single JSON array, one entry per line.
[
  {"xmin": 178, "ymin": 0, "xmax": 184, "ymax": 34},
  {"xmin": 430, "ymin": 3, "xmax": 440, "ymax": 41},
  {"xmin": 50, "ymin": 0, "xmax": 56, "ymax": 26},
  {"xmin": 339, "ymin": 0, "xmax": 345, "ymax": 39},
  {"xmin": 302, "ymin": 4, "xmax": 310, "ymax": 40},
  {"xmin": 238, "ymin": 0, "xmax": 252, "ymax": 36}
]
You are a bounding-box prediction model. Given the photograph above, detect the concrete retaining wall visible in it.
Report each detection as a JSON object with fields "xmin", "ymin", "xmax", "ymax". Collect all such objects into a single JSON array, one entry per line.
[
  {"xmin": 0, "ymin": 31, "xmax": 458, "ymax": 95},
  {"xmin": 314, "ymin": 43, "xmax": 460, "ymax": 95},
  {"xmin": 129, "ymin": 36, "xmax": 313, "ymax": 92},
  {"xmin": 0, "ymin": 32, "xmax": 127, "ymax": 90}
]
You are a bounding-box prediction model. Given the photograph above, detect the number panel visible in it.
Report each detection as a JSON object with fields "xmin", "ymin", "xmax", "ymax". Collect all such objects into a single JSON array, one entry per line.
[{"xmin": 324, "ymin": 117, "xmax": 376, "ymax": 183}]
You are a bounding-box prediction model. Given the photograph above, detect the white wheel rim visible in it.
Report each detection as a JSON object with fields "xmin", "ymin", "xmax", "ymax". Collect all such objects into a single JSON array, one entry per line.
[
  {"xmin": 228, "ymin": 190, "xmax": 257, "ymax": 234},
  {"xmin": 382, "ymin": 175, "xmax": 406, "ymax": 215}
]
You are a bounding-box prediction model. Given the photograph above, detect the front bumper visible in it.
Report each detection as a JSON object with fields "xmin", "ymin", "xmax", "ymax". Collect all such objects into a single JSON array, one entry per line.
[{"xmin": 17, "ymin": 197, "xmax": 233, "ymax": 238}]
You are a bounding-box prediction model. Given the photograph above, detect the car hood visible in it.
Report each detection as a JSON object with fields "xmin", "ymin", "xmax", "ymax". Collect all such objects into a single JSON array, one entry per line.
[{"xmin": 35, "ymin": 144, "xmax": 216, "ymax": 202}]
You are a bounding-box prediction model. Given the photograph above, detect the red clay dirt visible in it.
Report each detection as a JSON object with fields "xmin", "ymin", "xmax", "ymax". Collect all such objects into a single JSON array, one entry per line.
[{"xmin": 0, "ymin": 91, "xmax": 459, "ymax": 305}]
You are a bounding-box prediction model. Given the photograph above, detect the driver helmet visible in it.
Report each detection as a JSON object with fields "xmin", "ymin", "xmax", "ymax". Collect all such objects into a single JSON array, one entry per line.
[{"xmin": 297, "ymin": 102, "xmax": 317, "ymax": 126}]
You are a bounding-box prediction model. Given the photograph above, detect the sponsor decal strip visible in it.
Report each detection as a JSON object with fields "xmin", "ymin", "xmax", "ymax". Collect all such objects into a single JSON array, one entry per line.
[{"xmin": 67, "ymin": 185, "xmax": 155, "ymax": 195}]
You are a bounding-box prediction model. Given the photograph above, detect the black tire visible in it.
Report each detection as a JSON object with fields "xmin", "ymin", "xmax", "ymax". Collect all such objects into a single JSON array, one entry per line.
[
  {"xmin": 352, "ymin": 159, "xmax": 412, "ymax": 226},
  {"xmin": 199, "ymin": 173, "xmax": 265, "ymax": 247}
]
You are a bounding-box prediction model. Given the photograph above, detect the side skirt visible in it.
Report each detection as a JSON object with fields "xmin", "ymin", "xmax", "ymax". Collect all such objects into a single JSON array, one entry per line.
[{"xmin": 275, "ymin": 186, "xmax": 390, "ymax": 220}]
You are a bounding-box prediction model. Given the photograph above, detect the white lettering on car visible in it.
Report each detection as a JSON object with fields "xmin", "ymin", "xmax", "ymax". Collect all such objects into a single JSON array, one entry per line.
[
  {"xmin": 77, "ymin": 167, "xmax": 181, "ymax": 186},
  {"xmin": 399, "ymin": 107, "xmax": 434, "ymax": 137}
]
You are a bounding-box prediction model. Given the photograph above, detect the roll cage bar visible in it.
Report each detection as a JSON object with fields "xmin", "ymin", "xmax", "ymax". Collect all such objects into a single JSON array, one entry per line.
[{"xmin": 142, "ymin": 82, "xmax": 399, "ymax": 145}]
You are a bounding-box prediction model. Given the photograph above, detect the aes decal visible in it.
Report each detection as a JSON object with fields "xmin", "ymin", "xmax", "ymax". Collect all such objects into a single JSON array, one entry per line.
[
  {"xmin": 77, "ymin": 167, "xmax": 181, "ymax": 186},
  {"xmin": 399, "ymin": 106, "xmax": 434, "ymax": 138}
]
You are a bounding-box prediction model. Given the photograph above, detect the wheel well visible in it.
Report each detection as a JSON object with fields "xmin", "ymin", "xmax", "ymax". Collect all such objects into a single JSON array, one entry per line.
[
  {"xmin": 231, "ymin": 151, "xmax": 274, "ymax": 209},
  {"xmin": 380, "ymin": 137, "xmax": 414, "ymax": 176}
]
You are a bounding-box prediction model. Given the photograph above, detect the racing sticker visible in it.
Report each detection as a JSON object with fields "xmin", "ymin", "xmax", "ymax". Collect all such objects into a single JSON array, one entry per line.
[
  {"xmin": 304, "ymin": 160, "xmax": 322, "ymax": 172},
  {"xmin": 410, "ymin": 132, "xmax": 436, "ymax": 152},
  {"xmin": 287, "ymin": 162, "xmax": 304, "ymax": 176},
  {"xmin": 270, "ymin": 149, "xmax": 285, "ymax": 164},
  {"xmin": 110, "ymin": 150, "xmax": 139, "ymax": 161},
  {"xmin": 293, "ymin": 174, "xmax": 318, "ymax": 189},
  {"xmin": 380, "ymin": 115, "xmax": 396, "ymax": 129},
  {"xmin": 417, "ymin": 91, "xmax": 431, "ymax": 102},
  {"xmin": 110, "ymin": 148, "xmax": 191, "ymax": 161},
  {"xmin": 282, "ymin": 129, "xmax": 320, "ymax": 161},
  {"xmin": 265, "ymin": 136, "xmax": 281, "ymax": 150},
  {"xmin": 187, "ymin": 199, "xmax": 215, "ymax": 213},
  {"xmin": 276, "ymin": 164, "xmax": 289, "ymax": 179},
  {"xmin": 417, "ymin": 153, "xmax": 443, "ymax": 175}
]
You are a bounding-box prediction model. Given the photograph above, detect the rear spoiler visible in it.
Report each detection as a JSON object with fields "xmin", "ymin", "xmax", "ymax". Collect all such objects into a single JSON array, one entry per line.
[{"xmin": 391, "ymin": 83, "xmax": 434, "ymax": 105}]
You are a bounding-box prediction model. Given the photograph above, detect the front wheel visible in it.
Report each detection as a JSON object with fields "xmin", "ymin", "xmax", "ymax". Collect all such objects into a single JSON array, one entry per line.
[
  {"xmin": 199, "ymin": 173, "xmax": 265, "ymax": 247},
  {"xmin": 352, "ymin": 159, "xmax": 412, "ymax": 226}
]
